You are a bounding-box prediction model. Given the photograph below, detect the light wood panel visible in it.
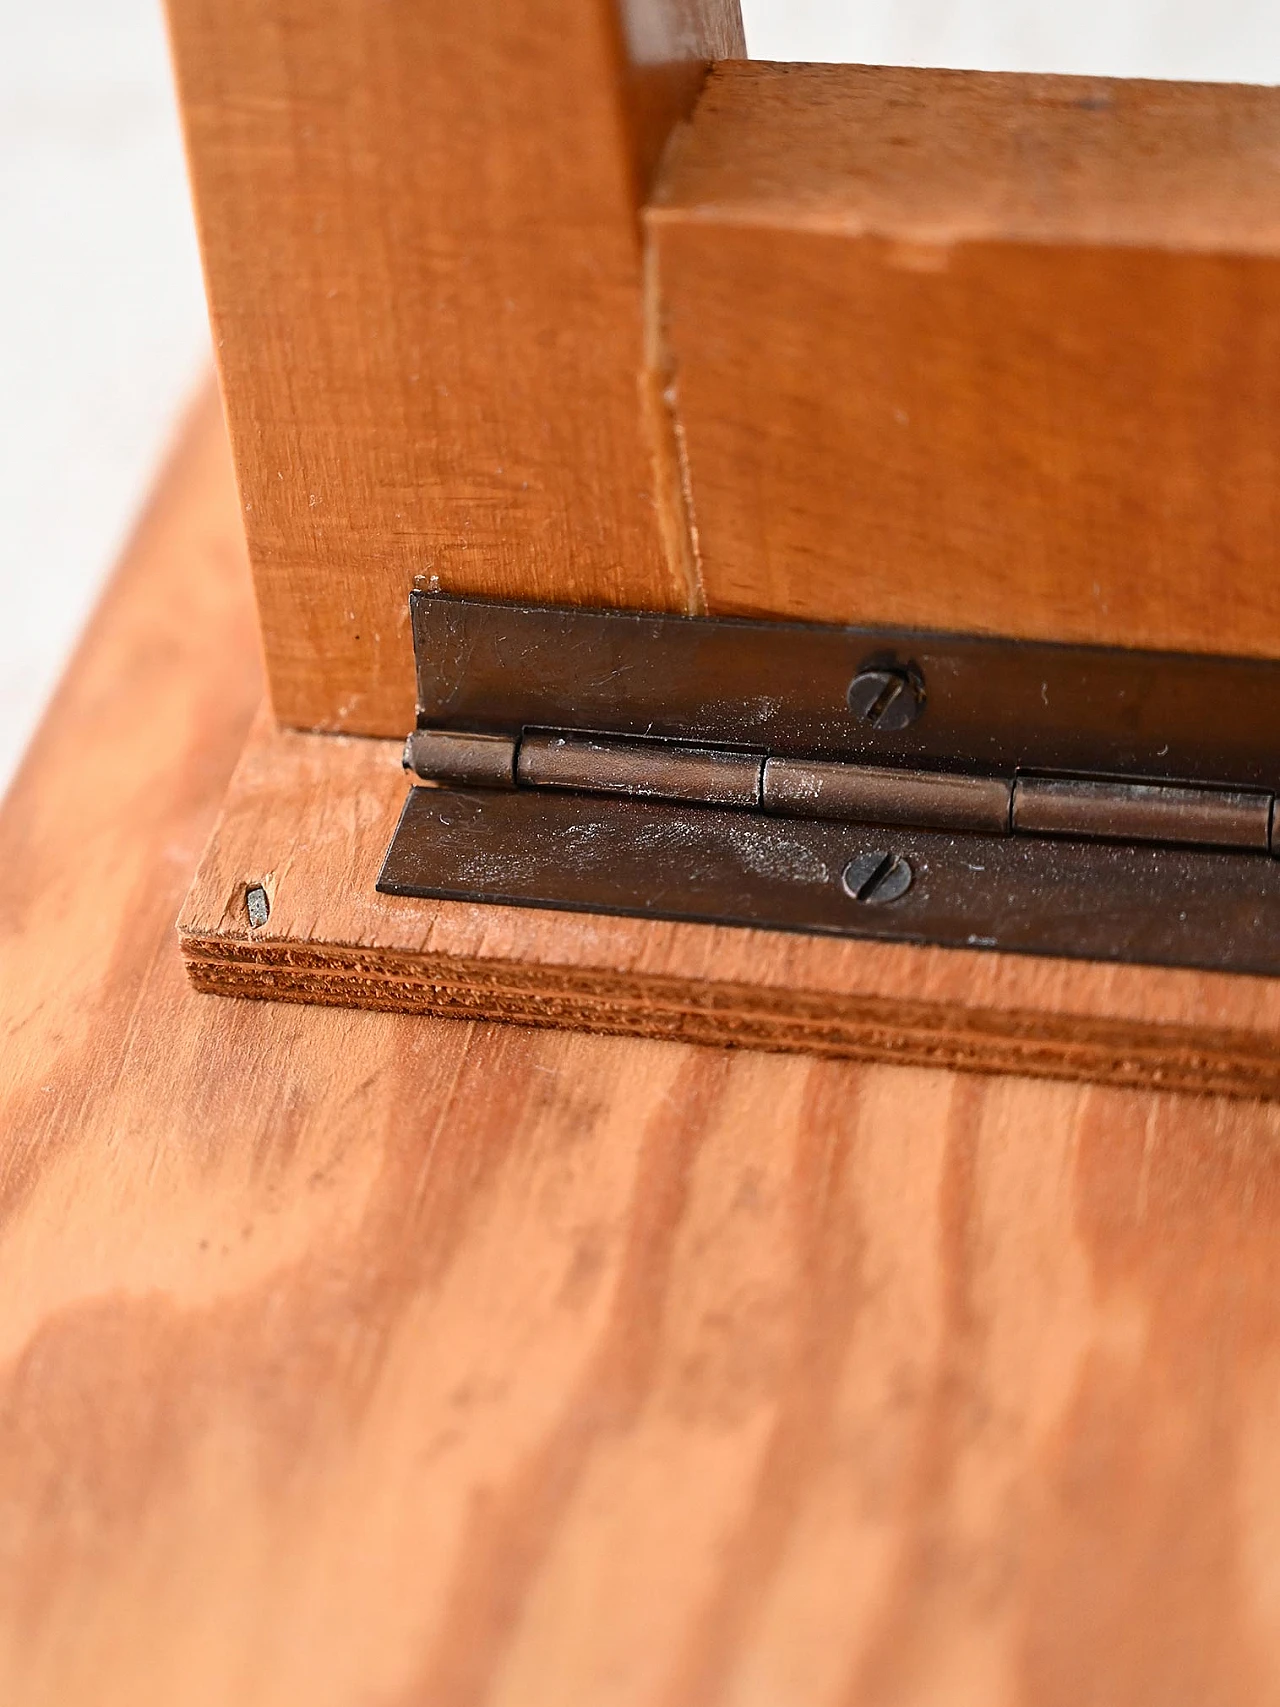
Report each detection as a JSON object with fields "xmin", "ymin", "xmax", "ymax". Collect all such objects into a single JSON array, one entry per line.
[
  {"xmin": 649, "ymin": 63, "xmax": 1280, "ymax": 655},
  {"xmin": 8, "ymin": 386, "xmax": 1280, "ymax": 1705},
  {"xmin": 165, "ymin": 0, "xmax": 743, "ymax": 736}
]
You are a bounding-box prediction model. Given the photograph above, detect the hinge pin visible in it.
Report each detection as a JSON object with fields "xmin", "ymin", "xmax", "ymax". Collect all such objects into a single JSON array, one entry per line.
[
  {"xmin": 404, "ymin": 727, "xmax": 1278, "ymax": 857},
  {"xmin": 517, "ymin": 731, "xmax": 763, "ymax": 809},
  {"xmin": 1012, "ymin": 775, "xmax": 1270, "ymax": 852},
  {"xmin": 764, "ymin": 756, "xmax": 1009, "ymax": 833}
]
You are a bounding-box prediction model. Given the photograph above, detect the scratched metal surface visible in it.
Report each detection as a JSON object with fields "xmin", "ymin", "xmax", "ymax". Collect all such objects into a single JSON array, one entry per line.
[
  {"xmin": 378, "ymin": 785, "xmax": 1280, "ymax": 974},
  {"xmin": 410, "ymin": 594, "xmax": 1280, "ymax": 789}
]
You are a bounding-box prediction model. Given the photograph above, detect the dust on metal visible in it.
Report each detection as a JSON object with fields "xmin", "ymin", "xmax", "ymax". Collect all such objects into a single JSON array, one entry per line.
[
  {"xmin": 381, "ymin": 593, "xmax": 1280, "ymax": 972},
  {"xmin": 379, "ymin": 786, "xmax": 1280, "ymax": 977}
]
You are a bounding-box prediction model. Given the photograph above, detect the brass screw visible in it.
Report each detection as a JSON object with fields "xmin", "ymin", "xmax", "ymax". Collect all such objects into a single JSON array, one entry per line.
[
  {"xmin": 847, "ymin": 665, "xmax": 925, "ymax": 731},
  {"xmin": 841, "ymin": 850, "xmax": 913, "ymax": 905}
]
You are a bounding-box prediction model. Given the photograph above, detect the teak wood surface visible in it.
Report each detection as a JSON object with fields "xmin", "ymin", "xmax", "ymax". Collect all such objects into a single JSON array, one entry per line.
[
  {"xmin": 8, "ymin": 390, "xmax": 1280, "ymax": 1704},
  {"xmin": 167, "ymin": 2, "xmax": 1280, "ymax": 737},
  {"xmin": 651, "ymin": 62, "xmax": 1280, "ymax": 656},
  {"xmin": 165, "ymin": 0, "xmax": 744, "ymax": 735}
]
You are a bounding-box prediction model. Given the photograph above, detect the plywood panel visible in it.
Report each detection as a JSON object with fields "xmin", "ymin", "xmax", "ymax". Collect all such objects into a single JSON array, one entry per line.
[
  {"xmin": 179, "ymin": 716, "xmax": 1280, "ymax": 1100},
  {"xmin": 649, "ymin": 63, "xmax": 1280, "ymax": 656},
  {"xmin": 7, "ymin": 382, "xmax": 1280, "ymax": 1704},
  {"xmin": 164, "ymin": 0, "xmax": 744, "ymax": 735}
]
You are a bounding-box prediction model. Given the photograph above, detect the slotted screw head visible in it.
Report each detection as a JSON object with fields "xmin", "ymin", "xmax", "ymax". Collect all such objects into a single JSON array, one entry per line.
[
  {"xmin": 841, "ymin": 850, "xmax": 913, "ymax": 905},
  {"xmin": 847, "ymin": 665, "xmax": 924, "ymax": 732}
]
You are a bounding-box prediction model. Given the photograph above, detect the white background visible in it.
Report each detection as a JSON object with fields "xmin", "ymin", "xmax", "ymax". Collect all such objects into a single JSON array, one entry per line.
[{"xmin": 2, "ymin": 0, "xmax": 1279, "ymax": 795}]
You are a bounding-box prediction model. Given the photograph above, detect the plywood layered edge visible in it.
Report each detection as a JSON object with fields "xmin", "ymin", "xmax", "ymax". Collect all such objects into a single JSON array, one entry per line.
[{"xmin": 179, "ymin": 717, "xmax": 1280, "ymax": 1098}]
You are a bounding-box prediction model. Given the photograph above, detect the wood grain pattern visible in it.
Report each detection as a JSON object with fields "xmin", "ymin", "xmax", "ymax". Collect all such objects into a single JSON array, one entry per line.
[
  {"xmin": 180, "ymin": 715, "xmax": 1280, "ymax": 1101},
  {"xmin": 164, "ymin": 0, "xmax": 743, "ymax": 736},
  {"xmin": 650, "ymin": 63, "xmax": 1280, "ymax": 656},
  {"xmin": 8, "ymin": 387, "xmax": 1280, "ymax": 1705}
]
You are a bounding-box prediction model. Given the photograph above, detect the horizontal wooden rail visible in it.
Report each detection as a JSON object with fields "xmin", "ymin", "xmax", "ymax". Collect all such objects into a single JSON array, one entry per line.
[{"xmin": 648, "ymin": 62, "xmax": 1280, "ymax": 655}]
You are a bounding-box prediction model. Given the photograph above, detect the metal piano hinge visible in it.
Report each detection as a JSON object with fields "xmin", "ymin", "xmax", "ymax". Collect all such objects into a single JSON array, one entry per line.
[
  {"xmin": 401, "ymin": 727, "xmax": 1277, "ymax": 856},
  {"xmin": 377, "ymin": 594, "xmax": 1280, "ymax": 976}
]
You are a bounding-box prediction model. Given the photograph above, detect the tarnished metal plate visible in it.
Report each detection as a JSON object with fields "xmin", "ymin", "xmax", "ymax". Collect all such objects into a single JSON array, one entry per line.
[
  {"xmin": 411, "ymin": 592, "xmax": 1280, "ymax": 789},
  {"xmin": 378, "ymin": 786, "xmax": 1280, "ymax": 976}
]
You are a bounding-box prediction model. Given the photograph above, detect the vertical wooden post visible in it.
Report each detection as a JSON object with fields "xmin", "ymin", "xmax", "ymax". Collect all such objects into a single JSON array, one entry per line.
[{"xmin": 165, "ymin": 0, "xmax": 743, "ymax": 734}]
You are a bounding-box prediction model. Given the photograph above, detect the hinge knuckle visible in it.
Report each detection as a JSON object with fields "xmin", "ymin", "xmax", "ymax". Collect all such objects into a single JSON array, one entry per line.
[
  {"xmin": 763, "ymin": 758, "xmax": 1011, "ymax": 834},
  {"xmin": 518, "ymin": 732, "xmax": 763, "ymax": 808},
  {"xmin": 405, "ymin": 729, "xmax": 517, "ymax": 789},
  {"xmin": 1013, "ymin": 775, "xmax": 1272, "ymax": 852},
  {"xmin": 409, "ymin": 727, "xmax": 1280, "ymax": 853}
]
